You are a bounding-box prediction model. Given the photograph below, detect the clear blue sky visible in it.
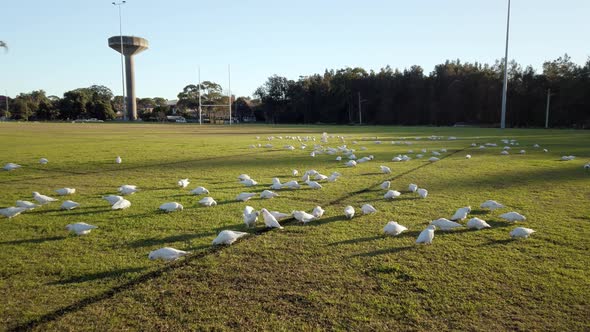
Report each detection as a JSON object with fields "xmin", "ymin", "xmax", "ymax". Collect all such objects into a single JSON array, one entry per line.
[{"xmin": 1, "ymin": 0, "xmax": 588, "ymax": 100}]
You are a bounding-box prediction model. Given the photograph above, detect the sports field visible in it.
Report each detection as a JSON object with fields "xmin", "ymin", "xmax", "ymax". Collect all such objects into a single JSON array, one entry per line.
[{"xmin": 1, "ymin": 123, "xmax": 589, "ymax": 331}]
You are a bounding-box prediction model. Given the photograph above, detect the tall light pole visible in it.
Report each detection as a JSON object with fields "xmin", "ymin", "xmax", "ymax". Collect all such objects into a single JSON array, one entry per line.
[
  {"xmin": 113, "ymin": 1, "xmax": 127, "ymax": 121},
  {"xmin": 500, "ymin": 0, "xmax": 511, "ymax": 129}
]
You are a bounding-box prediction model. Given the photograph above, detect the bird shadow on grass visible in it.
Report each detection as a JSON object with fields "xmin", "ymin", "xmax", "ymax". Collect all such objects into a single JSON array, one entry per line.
[
  {"xmin": 350, "ymin": 245, "xmax": 415, "ymax": 257},
  {"xmin": 127, "ymin": 232, "xmax": 216, "ymax": 248},
  {"xmin": 0, "ymin": 236, "xmax": 66, "ymax": 245},
  {"xmin": 306, "ymin": 215, "xmax": 347, "ymax": 227},
  {"xmin": 469, "ymin": 210, "xmax": 489, "ymax": 216},
  {"xmin": 57, "ymin": 208, "xmax": 114, "ymax": 217},
  {"xmin": 477, "ymin": 238, "xmax": 514, "ymax": 247},
  {"xmin": 328, "ymin": 235, "xmax": 383, "ymax": 246},
  {"xmin": 47, "ymin": 267, "xmax": 146, "ymax": 285}
]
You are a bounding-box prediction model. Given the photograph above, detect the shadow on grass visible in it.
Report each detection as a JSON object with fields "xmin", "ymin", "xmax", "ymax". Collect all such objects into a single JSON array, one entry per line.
[
  {"xmin": 127, "ymin": 232, "xmax": 216, "ymax": 248},
  {"xmin": 57, "ymin": 208, "xmax": 114, "ymax": 216},
  {"xmin": 306, "ymin": 215, "xmax": 347, "ymax": 227},
  {"xmin": 351, "ymin": 245, "xmax": 415, "ymax": 257},
  {"xmin": 48, "ymin": 267, "xmax": 146, "ymax": 285},
  {"xmin": 328, "ymin": 235, "xmax": 383, "ymax": 246},
  {"xmin": 0, "ymin": 236, "xmax": 66, "ymax": 245},
  {"xmin": 477, "ymin": 238, "xmax": 514, "ymax": 246}
]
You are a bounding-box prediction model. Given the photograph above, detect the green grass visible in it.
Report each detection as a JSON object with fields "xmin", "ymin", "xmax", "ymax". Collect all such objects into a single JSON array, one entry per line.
[{"xmin": 1, "ymin": 122, "xmax": 589, "ymax": 331}]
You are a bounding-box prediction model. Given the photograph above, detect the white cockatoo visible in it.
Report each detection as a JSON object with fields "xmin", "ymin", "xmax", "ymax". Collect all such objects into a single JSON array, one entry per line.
[
  {"xmin": 212, "ymin": 230, "xmax": 249, "ymax": 245},
  {"xmin": 480, "ymin": 200, "xmax": 504, "ymax": 211},
  {"xmin": 450, "ymin": 206, "xmax": 471, "ymax": 221},
  {"xmin": 312, "ymin": 206, "xmax": 325, "ymax": 218},
  {"xmin": 61, "ymin": 200, "xmax": 80, "ymax": 210},
  {"xmin": 243, "ymin": 206, "xmax": 259, "ymax": 228},
  {"xmin": 361, "ymin": 204, "xmax": 377, "ymax": 215},
  {"xmin": 384, "ymin": 190, "xmax": 401, "ymax": 199},
  {"xmin": 292, "ymin": 210, "xmax": 316, "ymax": 224},
  {"xmin": 66, "ymin": 222, "xmax": 97, "ymax": 235},
  {"xmin": 430, "ymin": 218, "xmax": 462, "ymax": 231},
  {"xmin": 112, "ymin": 198, "xmax": 131, "ymax": 210},
  {"xmin": 198, "ymin": 197, "xmax": 217, "ymax": 207},
  {"xmin": 55, "ymin": 188, "xmax": 76, "ymax": 196},
  {"xmin": 118, "ymin": 185, "xmax": 138, "ymax": 195},
  {"xmin": 408, "ymin": 184, "xmax": 418, "ymax": 193},
  {"xmin": 383, "ymin": 221, "xmax": 408, "ymax": 236},
  {"xmin": 236, "ymin": 192, "xmax": 257, "ymax": 202},
  {"xmin": 510, "ymin": 227, "xmax": 535, "ymax": 239},
  {"xmin": 148, "ymin": 247, "xmax": 189, "ymax": 261},
  {"xmin": 33, "ymin": 192, "xmax": 58, "ymax": 205},
  {"xmin": 344, "ymin": 206, "xmax": 355, "ymax": 219},
  {"xmin": 500, "ymin": 212, "xmax": 526, "ymax": 222},
  {"xmin": 178, "ymin": 178, "xmax": 190, "ymax": 188},
  {"xmin": 159, "ymin": 202, "xmax": 184, "ymax": 212},
  {"xmin": 261, "ymin": 208, "xmax": 283, "ymax": 229},
  {"xmin": 380, "ymin": 165, "xmax": 392, "ymax": 174},
  {"xmin": 260, "ymin": 190, "xmax": 279, "ymax": 199},
  {"xmin": 416, "ymin": 225, "xmax": 436, "ymax": 244},
  {"xmin": 417, "ymin": 188, "xmax": 428, "ymax": 199},
  {"xmin": 191, "ymin": 187, "xmax": 209, "ymax": 195},
  {"xmin": 380, "ymin": 181, "xmax": 391, "ymax": 190},
  {"xmin": 0, "ymin": 207, "xmax": 28, "ymax": 219},
  {"xmin": 15, "ymin": 200, "xmax": 39, "ymax": 210},
  {"xmin": 466, "ymin": 217, "xmax": 491, "ymax": 230}
]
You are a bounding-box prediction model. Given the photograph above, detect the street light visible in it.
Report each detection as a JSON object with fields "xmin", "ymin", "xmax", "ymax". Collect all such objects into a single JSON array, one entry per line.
[
  {"xmin": 500, "ymin": 0, "xmax": 511, "ymax": 129},
  {"xmin": 112, "ymin": 1, "xmax": 127, "ymax": 120}
]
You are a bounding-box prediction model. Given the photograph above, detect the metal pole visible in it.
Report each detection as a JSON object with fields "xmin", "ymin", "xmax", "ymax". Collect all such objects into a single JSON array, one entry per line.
[
  {"xmin": 198, "ymin": 66, "xmax": 202, "ymax": 125},
  {"xmin": 500, "ymin": 0, "xmax": 511, "ymax": 129},
  {"xmin": 545, "ymin": 88, "xmax": 551, "ymax": 129},
  {"xmin": 358, "ymin": 92, "xmax": 362, "ymax": 125},
  {"xmin": 113, "ymin": 1, "xmax": 127, "ymax": 121},
  {"xmin": 228, "ymin": 64, "xmax": 231, "ymax": 125}
]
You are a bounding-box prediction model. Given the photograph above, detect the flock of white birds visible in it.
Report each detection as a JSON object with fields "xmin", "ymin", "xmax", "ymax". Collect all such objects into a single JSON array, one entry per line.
[{"xmin": 1, "ymin": 132, "xmax": 587, "ymax": 262}]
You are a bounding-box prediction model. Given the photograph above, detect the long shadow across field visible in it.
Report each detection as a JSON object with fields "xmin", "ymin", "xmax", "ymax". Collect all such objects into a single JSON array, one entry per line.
[{"xmin": 7, "ymin": 145, "xmax": 470, "ymax": 332}]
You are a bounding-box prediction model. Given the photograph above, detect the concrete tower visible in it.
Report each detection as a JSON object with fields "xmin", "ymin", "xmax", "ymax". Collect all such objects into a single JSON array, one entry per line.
[{"xmin": 108, "ymin": 36, "xmax": 148, "ymax": 121}]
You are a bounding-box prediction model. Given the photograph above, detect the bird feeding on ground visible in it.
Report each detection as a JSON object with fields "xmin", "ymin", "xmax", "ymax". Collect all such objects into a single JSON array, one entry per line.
[
  {"xmin": 149, "ymin": 247, "xmax": 189, "ymax": 261},
  {"xmin": 103, "ymin": 195, "xmax": 124, "ymax": 205},
  {"xmin": 61, "ymin": 200, "xmax": 80, "ymax": 210},
  {"xmin": 384, "ymin": 190, "xmax": 401, "ymax": 200},
  {"xmin": 306, "ymin": 180, "xmax": 323, "ymax": 189},
  {"xmin": 198, "ymin": 197, "xmax": 217, "ymax": 207},
  {"xmin": 450, "ymin": 206, "xmax": 471, "ymax": 221},
  {"xmin": 381, "ymin": 181, "xmax": 391, "ymax": 190},
  {"xmin": 430, "ymin": 218, "xmax": 462, "ymax": 231},
  {"xmin": 115, "ymin": 156, "xmax": 122, "ymax": 164},
  {"xmin": 238, "ymin": 174, "xmax": 250, "ymax": 181},
  {"xmin": 243, "ymin": 206, "xmax": 259, "ymax": 228},
  {"xmin": 160, "ymin": 202, "xmax": 184, "ymax": 212},
  {"xmin": 261, "ymin": 208, "xmax": 283, "ymax": 229},
  {"xmin": 380, "ymin": 165, "xmax": 391, "ymax": 174},
  {"xmin": 416, "ymin": 225, "xmax": 436, "ymax": 244},
  {"xmin": 500, "ymin": 212, "xmax": 526, "ymax": 222},
  {"xmin": 191, "ymin": 186, "xmax": 209, "ymax": 195},
  {"xmin": 480, "ymin": 200, "xmax": 505, "ymax": 210},
  {"xmin": 417, "ymin": 188, "xmax": 428, "ymax": 199},
  {"xmin": 312, "ymin": 206, "xmax": 325, "ymax": 218},
  {"xmin": 408, "ymin": 184, "xmax": 418, "ymax": 193},
  {"xmin": 292, "ymin": 210, "xmax": 316, "ymax": 224},
  {"xmin": 118, "ymin": 185, "xmax": 138, "ymax": 195},
  {"xmin": 344, "ymin": 206, "xmax": 355, "ymax": 219},
  {"xmin": 236, "ymin": 192, "xmax": 257, "ymax": 202},
  {"xmin": 466, "ymin": 154, "xmax": 472, "ymax": 159},
  {"xmin": 15, "ymin": 200, "xmax": 39, "ymax": 210},
  {"xmin": 510, "ymin": 227, "xmax": 535, "ymax": 239},
  {"xmin": 0, "ymin": 207, "xmax": 28, "ymax": 219},
  {"xmin": 112, "ymin": 198, "xmax": 131, "ymax": 210},
  {"xmin": 260, "ymin": 190, "xmax": 279, "ymax": 199},
  {"xmin": 3, "ymin": 163, "xmax": 21, "ymax": 171},
  {"xmin": 241, "ymin": 178, "xmax": 258, "ymax": 187},
  {"xmin": 361, "ymin": 204, "xmax": 377, "ymax": 215},
  {"xmin": 212, "ymin": 230, "xmax": 249, "ymax": 245},
  {"xmin": 55, "ymin": 188, "xmax": 76, "ymax": 196},
  {"xmin": 178, "ymin": 178, "xmax": 190, "ymax": 188},
  {"xmin": 383, "ymin": 221, "xmax": 408, "ymax": 236},
  {"xmin": 33, "ymin": 192, "xmax": 58, "ymax": 205},
  {"xmin": 39, "ymin": 158, "xmax": 48, "ymax": 164},
  {"xmin": 467, "ymin": 217, "xmax": 491, "ymax": 230},
  {"xmin": 66, "ymin": 222, "xmax": 97, "ymax": 235}
]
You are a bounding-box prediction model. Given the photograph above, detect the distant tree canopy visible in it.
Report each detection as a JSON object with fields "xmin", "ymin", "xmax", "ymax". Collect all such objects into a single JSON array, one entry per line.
[
  {"xmin": 3, "ymin": 54, "xmax": 589, "ymax": 127},
  {"xmin": 254, "ymin": 54, "xmax": 590, "ymax": 128}
]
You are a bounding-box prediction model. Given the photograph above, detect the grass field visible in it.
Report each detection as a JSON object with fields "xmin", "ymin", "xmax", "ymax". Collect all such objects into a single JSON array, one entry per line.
[{"xmin": 1, "ymin": 122, "xmax": 589, "ymax": 331}]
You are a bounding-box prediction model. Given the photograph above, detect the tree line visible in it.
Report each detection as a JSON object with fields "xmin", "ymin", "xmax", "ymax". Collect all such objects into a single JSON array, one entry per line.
[
  {"xmin": 254, "ymin": 54, "xmax": 590, "ymax": 128},
  {"xmin": 2, "ymin": 54, "xmax": 588, "ymax": 127}
]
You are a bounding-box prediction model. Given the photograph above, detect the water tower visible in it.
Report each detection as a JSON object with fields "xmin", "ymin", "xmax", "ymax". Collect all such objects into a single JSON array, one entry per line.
[{"xmin": 108, "ymin": 36, "xmax": 148, "ymax": 121}]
